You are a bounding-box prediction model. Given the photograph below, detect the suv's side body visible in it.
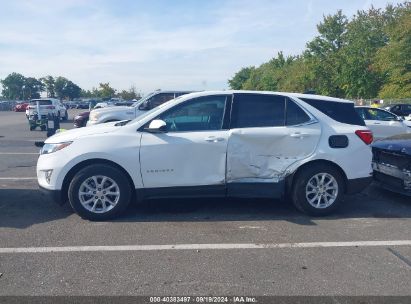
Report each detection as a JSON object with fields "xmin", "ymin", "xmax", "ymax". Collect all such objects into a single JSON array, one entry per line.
[{"xmin": 38, "ymin": 91, "xmax": 372, "ymax": 209}]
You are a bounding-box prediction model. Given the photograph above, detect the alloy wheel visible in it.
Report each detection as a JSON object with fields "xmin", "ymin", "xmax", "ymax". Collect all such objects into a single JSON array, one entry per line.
[{"xmin": 78, "ymin": 175, "xmax": 120, "ymax": 213}]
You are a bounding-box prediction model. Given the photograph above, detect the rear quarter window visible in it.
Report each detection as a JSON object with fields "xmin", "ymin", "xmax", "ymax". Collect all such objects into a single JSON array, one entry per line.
[{"xmin": 299, "ymin": 98, "xmax": 365, "ymax": 126}]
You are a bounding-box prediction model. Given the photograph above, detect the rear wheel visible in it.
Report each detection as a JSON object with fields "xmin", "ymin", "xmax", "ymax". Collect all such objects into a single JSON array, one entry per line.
[
  {"xmin": 291, "ymin": 164, "xmax": 344, "ymax": 216},
  {"xmin": 68, "ymin": 164, "xmax": 132, "ymax": 220}
]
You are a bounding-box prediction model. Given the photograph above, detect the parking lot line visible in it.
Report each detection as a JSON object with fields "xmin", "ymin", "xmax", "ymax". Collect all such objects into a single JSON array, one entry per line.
[{"xmin": 1, "ymin": 240, "xmax": 411, "ymax": 254}]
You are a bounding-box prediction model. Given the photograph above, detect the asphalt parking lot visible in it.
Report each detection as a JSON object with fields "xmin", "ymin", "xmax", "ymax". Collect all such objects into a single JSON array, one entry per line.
[{"xmin": 0, "ymin": 110, "xmax": 410, "ymax": 296}]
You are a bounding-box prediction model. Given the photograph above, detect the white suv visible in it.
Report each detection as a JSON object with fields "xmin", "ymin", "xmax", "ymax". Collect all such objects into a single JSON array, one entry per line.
[
  {"xmin": 27, "ymin": 98, "xmax": 68, "ymax": 121},
  {"xmin": 37, "ymin": 91, "xmax": 373, "ymax": 220},
  {"xmin": 87, "ymin": 91, "xmax": 193, "ymax": 126}
]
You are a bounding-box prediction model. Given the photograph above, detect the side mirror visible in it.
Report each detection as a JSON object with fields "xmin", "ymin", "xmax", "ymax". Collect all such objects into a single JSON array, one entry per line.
[{"xmin": 145, "ymin": 119, "xmax": 167, "ymax": 133}]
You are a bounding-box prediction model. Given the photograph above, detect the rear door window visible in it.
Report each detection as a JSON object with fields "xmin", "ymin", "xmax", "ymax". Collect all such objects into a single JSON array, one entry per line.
[
  {"xmin": 231, "ymin": 93, "xmax": 286, "ymax": 128},
  {"xmin": 299, "ymin": 98, "xmax": 365, "ymax": 126}
]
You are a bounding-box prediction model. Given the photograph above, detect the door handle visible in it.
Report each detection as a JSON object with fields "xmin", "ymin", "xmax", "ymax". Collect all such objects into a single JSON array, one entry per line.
[
  {"xmin": 290, "ymin": 132, "xmax": 309, "ymax": 138},
  {"xmin": 205, "ymin": 136, "xmax": 225, "ymax": 142},
  {"xmin": 373, "ymin": 122, "xmax": 381, "ymax": 125}
]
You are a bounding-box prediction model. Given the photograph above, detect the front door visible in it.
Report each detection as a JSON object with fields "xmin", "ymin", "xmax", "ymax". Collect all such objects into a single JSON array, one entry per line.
[{"xmin": 139, "ymin": 95, "xmax": 230, "ymax": 192}]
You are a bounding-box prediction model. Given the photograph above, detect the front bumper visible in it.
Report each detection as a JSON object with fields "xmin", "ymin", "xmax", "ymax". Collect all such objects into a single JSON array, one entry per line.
[
  {"xmin": 39, "ymin": 186, "xmax": 64, "ymax": 205},
  {"xmin": 372, "ymin": 162, "xmax": 411, "ymax": 196}
]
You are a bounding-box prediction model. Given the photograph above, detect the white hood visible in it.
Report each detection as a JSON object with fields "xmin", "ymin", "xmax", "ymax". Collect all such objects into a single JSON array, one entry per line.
[
  {"xmin": 45, "ymin": 121, "xmax": 121, "ymax": 143},
  {"xmin": 91, "ymin": 106, "xmax": 132, "ymax": 115}
]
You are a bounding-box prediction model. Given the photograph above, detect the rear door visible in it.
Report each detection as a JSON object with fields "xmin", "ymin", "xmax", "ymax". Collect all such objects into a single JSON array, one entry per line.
[{"xmin": 226, "ymin": 93, "xmax": 321, "ymax": 197}]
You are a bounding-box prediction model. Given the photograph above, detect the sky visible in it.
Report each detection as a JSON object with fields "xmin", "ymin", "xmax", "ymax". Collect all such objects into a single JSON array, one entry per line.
[{"xmin": 0, "ymin": 0, "xmax": 403, "ymax": 95}]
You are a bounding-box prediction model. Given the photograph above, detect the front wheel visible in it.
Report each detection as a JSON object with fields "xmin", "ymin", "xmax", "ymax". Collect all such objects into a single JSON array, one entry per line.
[
  {"xmin": 68, "ymin": 164, "xmax": 132, "ymax": 220},
  {"xmin": 291, "ymin": 164, "xmax": 344, "ymax": 216}
]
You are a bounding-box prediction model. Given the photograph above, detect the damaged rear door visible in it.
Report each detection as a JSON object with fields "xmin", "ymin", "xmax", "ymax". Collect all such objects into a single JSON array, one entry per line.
[{"xmin": 227, "ymin": 93, "xmax": 321, "ymax": 197}]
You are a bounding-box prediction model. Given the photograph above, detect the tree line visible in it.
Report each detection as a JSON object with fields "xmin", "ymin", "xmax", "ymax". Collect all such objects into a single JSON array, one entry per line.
[
  {"xmin": 228, "ymin": 2, "xmax": 411, "ymax": 99},
  {"xmin": 0, "ymin": 73, "xmax": 140, "ymax": 100}
]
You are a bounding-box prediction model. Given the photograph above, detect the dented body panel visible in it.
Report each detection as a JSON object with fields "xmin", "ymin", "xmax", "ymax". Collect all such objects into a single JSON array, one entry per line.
[{"xmin": 227, "ymin": 123, "xmax": 321, "ymax": 183}]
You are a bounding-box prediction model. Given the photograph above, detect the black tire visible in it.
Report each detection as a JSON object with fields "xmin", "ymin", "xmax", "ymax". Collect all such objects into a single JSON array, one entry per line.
[
  {"xmin": 29, "ymin": 125, "xmax": 35, "ymax": 131},
  {"xmin": 68, "ymin": 164, "xmax": 132, "ymax": 220},
  {"xmin": 291, "ymin": 164, "xmax": 345, "ymax": 216},
  {"xmin": 40, "ymin": 125, "xmax": 46, "ymax": 131}
]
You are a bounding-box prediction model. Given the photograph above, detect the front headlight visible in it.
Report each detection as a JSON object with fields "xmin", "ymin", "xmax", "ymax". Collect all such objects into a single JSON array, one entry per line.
[
  {"xmin": 41, "ymin": 142, "xmax": 72, "ymax": 155},
  {"xmin": 89, "ymin": 112, "xmax": 99, "ymax": 121}
]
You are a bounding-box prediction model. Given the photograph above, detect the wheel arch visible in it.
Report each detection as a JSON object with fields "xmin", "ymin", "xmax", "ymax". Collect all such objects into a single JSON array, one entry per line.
[
  {"xmin": 286, "ymin": 159, "xmax": 348, "ymax": 195},
  {"xmin": 61, "ymin": 158, "xmax": 136, "ymax": 204}
]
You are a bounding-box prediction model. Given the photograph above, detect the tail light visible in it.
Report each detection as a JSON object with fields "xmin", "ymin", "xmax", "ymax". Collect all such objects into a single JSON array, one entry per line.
[
  {"xmin": 46, "ymin": 106, "xmax": 55, "ymax": 109},
  {"xmin": 355, "ymin": 130, "xmax": 373, "ymax": 145}
]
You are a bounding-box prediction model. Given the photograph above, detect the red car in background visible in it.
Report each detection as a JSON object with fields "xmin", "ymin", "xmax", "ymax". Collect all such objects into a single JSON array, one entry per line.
[
  {"xmin": 73, "ymin": 111, "xmax": 90, "ymax": 128},
  {"xmin": 14, "ymin": 102, "xmax": 29, "ymax": 112}
]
